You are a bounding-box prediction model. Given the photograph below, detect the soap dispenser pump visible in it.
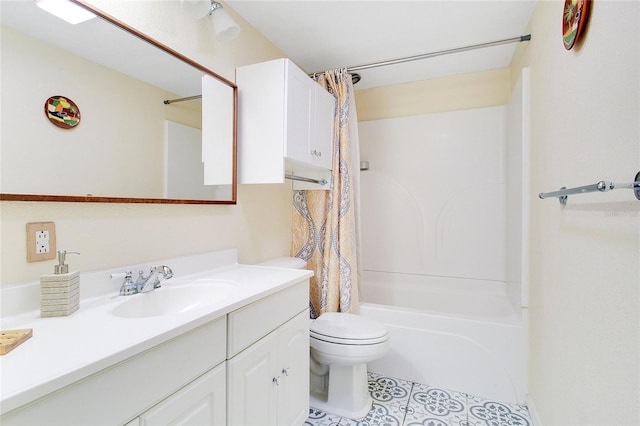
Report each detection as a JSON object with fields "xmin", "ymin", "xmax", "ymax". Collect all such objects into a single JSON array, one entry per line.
[
  {"xmin": 54, "ymin": 250, "xmax": 80, "ymax": 274},
  {"xmin": 40, "ymin": 250, "xmax": 81, "ymax": 318}
]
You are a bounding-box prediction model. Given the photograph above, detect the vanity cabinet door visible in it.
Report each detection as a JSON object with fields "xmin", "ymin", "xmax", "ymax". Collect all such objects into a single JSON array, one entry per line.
[
  {"xmin": 276, "ymin": 310, "xmax": 310, "ymax": 426},
  {"xmin": 226, "ymin": 333, "xmax": 279, "ymax": 425},
  {"xmin": 227, "ymin": 309, "xmax": 310, "ymax": 426},
  {"xmin": 138, "ymin": 363, "xmax": 226, "ymax": 426}
]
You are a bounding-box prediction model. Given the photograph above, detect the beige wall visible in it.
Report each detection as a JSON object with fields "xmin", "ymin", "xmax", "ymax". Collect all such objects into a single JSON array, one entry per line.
[
  {"xmin": 0, "ymin": 1, "xmax": 293, "ymax": 284},
  {"xmin": 512, "ymin": 1, "xmax": 639, "ymax": 424},
  {"xmin": 355, "ymin": 67, "xmax": 511, "ymax": 121}
]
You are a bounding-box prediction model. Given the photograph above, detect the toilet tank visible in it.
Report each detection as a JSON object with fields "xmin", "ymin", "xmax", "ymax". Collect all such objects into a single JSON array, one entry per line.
[{"xmin": 256, "ymin": 257, "xmax": 307, "ymax": 269}]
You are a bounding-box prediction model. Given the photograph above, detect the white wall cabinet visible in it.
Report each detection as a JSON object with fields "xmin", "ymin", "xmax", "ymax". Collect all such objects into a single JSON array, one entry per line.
[
  {"xmin": 227, "ymin": 310, "xmax": 309, "ymax": 426},
  {"xmin": 237, "ymin": 58, "xmax": 334, "ymax": 187}
]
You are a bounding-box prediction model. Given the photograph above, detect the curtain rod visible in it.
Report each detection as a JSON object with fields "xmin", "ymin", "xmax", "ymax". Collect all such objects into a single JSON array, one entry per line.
[{"xmin": 309, "ymin": 34, "xmax": 531, "ymax": 76}]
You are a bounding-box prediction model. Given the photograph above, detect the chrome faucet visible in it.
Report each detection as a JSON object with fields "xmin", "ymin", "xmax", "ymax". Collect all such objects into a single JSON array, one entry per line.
[{"xmin": 138, "ymin": 265, "xmax": 174, "ymax": 293}]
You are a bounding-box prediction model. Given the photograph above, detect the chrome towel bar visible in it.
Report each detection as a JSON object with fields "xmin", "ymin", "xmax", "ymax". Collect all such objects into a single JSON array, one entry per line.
[
  {"xmin": 539, "ymin": 171, "xmax": 640, "ymax": 205},
  {"xmin": 285, "ymin": 174, "xmax": 328, "ymax": 186}
]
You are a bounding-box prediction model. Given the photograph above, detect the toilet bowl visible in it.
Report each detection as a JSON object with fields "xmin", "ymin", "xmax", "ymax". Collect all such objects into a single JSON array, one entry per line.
[
  {"xmin": 309, "ymin": 312, "xmax": 389, "ymax": 419},
  {"xmin": 257, "ymin": 257, "xmax": 390, "ymax": 419}
]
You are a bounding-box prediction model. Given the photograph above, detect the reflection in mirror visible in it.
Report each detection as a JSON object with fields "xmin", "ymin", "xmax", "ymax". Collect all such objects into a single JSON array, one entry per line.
[{"xmin": 0, "ymin": 0, "xmax": 236, "ymax": 204}]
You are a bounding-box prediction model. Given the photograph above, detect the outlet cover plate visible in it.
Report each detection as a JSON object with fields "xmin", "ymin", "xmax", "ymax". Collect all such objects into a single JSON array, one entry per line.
[{"xmin": 26, "ymin": 222, "xmax": 56, "ymax": 263}]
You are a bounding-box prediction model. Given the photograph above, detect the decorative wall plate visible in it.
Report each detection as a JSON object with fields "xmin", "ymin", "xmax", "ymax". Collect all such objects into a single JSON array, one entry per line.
[
  {"xmin": 563, "ymin": 0, "xmax": 590, "ymax": 50},
  {"xmin": 44, "ymin": 96, "xmax": 81, "ymax": 129}
]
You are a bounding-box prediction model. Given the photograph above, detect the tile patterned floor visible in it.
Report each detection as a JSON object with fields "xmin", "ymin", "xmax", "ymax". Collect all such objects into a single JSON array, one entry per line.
[{"xmin": 305, "ymin": 372, "xmax": 532, "ymax": 426}]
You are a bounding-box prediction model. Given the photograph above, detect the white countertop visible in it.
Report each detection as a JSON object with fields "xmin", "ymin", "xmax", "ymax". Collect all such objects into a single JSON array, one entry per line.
[{"xmin": 0, "ymin": 251, "xmax": 312, "ymax": 415}]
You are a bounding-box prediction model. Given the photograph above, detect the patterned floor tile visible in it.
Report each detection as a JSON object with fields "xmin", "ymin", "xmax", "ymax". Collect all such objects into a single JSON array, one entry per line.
[
  {"xmin": 305, "ymin": 373, "xmax": 533, "ymax": 426},
  {"xmin": 368, "ymin": 371, "xmax": 414, "ymax": 421},
  {"xmin": 465, "ymin": 394, "xmax": 532, "ymax": 426},
  {"xmin": 404, "ymin": 382, "xmax": 468, "ymax": 426},
  {"xmin": 339, "ymin": 402, "xmax": 404, "ymax": 426},
  {"xmin": 305, "ymin": 408, "xmax": 343, "ymax": 426}
]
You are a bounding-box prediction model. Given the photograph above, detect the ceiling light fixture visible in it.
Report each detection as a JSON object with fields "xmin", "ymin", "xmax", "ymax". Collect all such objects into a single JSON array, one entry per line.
[
  {"xmin": 35, "ymin": 0, "xmax": 97, "ymax": 25},
  {"xmin": 208, "ymin": 1, "xmax": 240, "ymax": 41},
  {"xmin": 181, "ymin": 0, "xmax": 239, "ymax": 41}
]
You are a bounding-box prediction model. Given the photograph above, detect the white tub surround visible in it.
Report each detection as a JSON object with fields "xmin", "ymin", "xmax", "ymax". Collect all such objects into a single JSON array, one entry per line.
[{"xmin": 0, "ymin": 249, "xmax": 312, "ymax": 425}]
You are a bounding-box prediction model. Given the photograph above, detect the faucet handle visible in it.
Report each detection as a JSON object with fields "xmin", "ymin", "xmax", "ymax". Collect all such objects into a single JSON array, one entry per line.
[
  {"xmin": 110, "ymin": 271, "xmax": 131, "ymax": 280},
  {"xmin": 111, "ymin": 271, "xmax": 138, "ymax": 296}
]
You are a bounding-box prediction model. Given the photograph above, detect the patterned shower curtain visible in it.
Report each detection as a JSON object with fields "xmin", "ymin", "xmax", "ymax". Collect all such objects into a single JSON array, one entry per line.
[{"xmin": 291, "ymin": 69, "xmax": 361, "ymax": 319}]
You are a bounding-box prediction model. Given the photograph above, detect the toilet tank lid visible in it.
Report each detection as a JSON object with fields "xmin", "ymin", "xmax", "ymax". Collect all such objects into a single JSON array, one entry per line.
[{"xmin": 256, "ymin": 257, "xmax": 307, "ymax": 269}]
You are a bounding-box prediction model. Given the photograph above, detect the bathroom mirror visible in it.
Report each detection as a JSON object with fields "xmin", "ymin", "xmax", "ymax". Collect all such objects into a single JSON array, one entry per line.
[{"xmin": 0, "ymin": 0, "xmax": 237, "ymax": 204}]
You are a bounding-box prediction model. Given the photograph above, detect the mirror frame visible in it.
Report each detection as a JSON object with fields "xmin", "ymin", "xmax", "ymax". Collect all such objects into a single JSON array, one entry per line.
[{"xmin": 0, "ymin": 0, "xmax": 237, "ymax": 205}]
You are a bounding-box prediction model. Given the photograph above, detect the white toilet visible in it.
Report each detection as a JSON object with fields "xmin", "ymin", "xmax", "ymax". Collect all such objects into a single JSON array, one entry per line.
[
  {"xmin": 309, "ymin": 312, "xmax": 389, "ymax": 419},
  {"xmin": 258, "ymin": 257, "xmax": 390, "ymax": 419}
]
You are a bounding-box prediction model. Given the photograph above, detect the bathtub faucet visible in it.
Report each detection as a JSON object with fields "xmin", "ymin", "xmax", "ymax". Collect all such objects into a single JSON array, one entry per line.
[{"xmin": 137, "ymin": 265, "xmax": 174, "ymax": 293}]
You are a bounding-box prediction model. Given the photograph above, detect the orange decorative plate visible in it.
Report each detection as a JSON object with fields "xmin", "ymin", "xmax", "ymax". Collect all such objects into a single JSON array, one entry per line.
[
  {"xmin": 44, "ymin": 96, "xmax": 81, "ymax": 129},
  {"xmin": 563, "ymin": 0, "xmax": 590, "ymax": 50}
]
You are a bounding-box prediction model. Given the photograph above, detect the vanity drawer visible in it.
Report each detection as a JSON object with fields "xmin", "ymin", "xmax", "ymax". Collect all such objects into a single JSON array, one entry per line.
[{"xmin": 227, "ymin": 279, "xmax": 309, "ymax": 358}]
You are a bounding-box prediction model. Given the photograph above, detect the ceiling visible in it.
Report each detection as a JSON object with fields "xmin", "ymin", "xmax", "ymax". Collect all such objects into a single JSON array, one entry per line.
[{"xmin": 226, "ymin": 0, "xmax": 536, "ymax": 89}]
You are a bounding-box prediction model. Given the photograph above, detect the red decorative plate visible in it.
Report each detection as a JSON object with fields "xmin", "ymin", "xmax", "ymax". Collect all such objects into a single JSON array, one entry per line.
[
  {"xmin": 563, "ymin": 0, "xmax": 590, "ymax": 50},
  {"xmin": 44, "ymin": 96, "xmax": 81, "ymax": 129}
]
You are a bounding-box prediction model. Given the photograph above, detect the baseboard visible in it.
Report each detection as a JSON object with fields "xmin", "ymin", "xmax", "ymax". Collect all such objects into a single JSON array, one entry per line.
[{"xmin": 526, "ymin": 393, "xmax": 542, "ymax": 426}]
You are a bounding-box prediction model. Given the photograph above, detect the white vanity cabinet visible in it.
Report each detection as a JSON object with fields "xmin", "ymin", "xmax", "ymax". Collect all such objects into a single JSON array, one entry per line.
[
  {"xmin": 0, "ymin": 274, "xmax": 311, "ymax": 426},
  {"xmin": 227, "ymin": 281, "xmax": 310, "ymax": 425},
  {"xmin": 1, "ymin": 317, "xmax": 227, "ymax": 426},
  {"xmin": 131, "ymin": 363, "xmax": 226, "ymax": 426},
  {"xmin": 237, "ymin": 58, "xmax": 335, "ymax": 186}
]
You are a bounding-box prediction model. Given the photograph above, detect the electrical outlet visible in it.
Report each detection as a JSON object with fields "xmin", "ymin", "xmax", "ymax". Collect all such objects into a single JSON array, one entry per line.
[
  {"xmin": 26, "ymin": 222, "xmax": 56, "ymax": 263},
  {"xmin": 36, "ymin": 230, "xmax": 50, "ymax": 253}
]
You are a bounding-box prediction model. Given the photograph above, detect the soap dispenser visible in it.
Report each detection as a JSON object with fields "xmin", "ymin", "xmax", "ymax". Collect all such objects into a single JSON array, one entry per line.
[{"xmin": 40, "ymin": 250, "xmax": 80, "ymax": 318}]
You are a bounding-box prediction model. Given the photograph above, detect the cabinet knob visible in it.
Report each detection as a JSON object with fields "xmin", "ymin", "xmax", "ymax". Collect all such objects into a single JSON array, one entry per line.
[
  {"xmin": 282, "ymin": 368, "xmax": 291, "ymax": 376},
  {"xmin": 311, "ymin": 150, "xmax": 322, "ymax": 158},
  {"xmin": 273, "ymin": 376, "xmax": 281, "ymax": 386}
]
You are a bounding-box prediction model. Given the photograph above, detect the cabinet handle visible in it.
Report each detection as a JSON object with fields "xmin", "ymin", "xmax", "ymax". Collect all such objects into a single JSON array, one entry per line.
[
  {"xmin": 273, "ymin": 376, "xmax": 281, "ymax": 386},
  {"xmin": 282, "ymin": 368, "xmax": 291, "ymax": 376},
  {"xmin": 311, "ymin": 150, "xmax": 322, "ymax": 158}
]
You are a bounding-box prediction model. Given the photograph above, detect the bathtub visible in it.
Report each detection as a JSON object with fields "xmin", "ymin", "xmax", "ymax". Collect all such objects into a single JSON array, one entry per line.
[{"xmin": 359, "ymin": 271, "xmax": 528, "ymax": 404}]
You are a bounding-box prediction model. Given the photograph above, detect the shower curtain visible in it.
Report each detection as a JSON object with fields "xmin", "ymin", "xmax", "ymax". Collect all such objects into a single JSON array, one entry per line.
[{"xmin": 291, "ymin": 69, "xmax": 361, "ymax": 318}]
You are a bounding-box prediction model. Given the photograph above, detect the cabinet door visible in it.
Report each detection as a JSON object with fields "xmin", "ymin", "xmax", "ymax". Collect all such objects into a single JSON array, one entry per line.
[
  {"xmin": 311, "ymin": 86, "xmax": 335, "ymax": 170},
  {"xmin": 236, "ymin": 59, "xmax": 286, "ymax": 184},
  {"xmin": 227, "ymin": 333, "xmax": 279, "ymax": 425},
  {"xmin": 277, "ymin": 310, "xmax": 310, "ymax": 426},
  {"xmin": 285, "ymin": 60, "xmax": 314, "ymax": 165},
  {"xmin": 139, "ymin": 363, "xmax": 226, "ymax": 426}
]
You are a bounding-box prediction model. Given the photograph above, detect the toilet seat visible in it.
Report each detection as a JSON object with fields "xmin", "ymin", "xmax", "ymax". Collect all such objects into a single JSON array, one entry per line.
[
  {"xmin": 310, "ymin": 312, "xmax": 389, "ymax": 345},
  {"xmin": 310, "ymin": 331, "xmax": 389, "ymax": 345}
]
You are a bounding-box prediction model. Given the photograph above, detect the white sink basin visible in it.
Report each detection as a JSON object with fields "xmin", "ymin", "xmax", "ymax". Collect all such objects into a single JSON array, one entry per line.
[{"xmin": 111, "ymin": 279, "xmax": 237, "ymax": 318}]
